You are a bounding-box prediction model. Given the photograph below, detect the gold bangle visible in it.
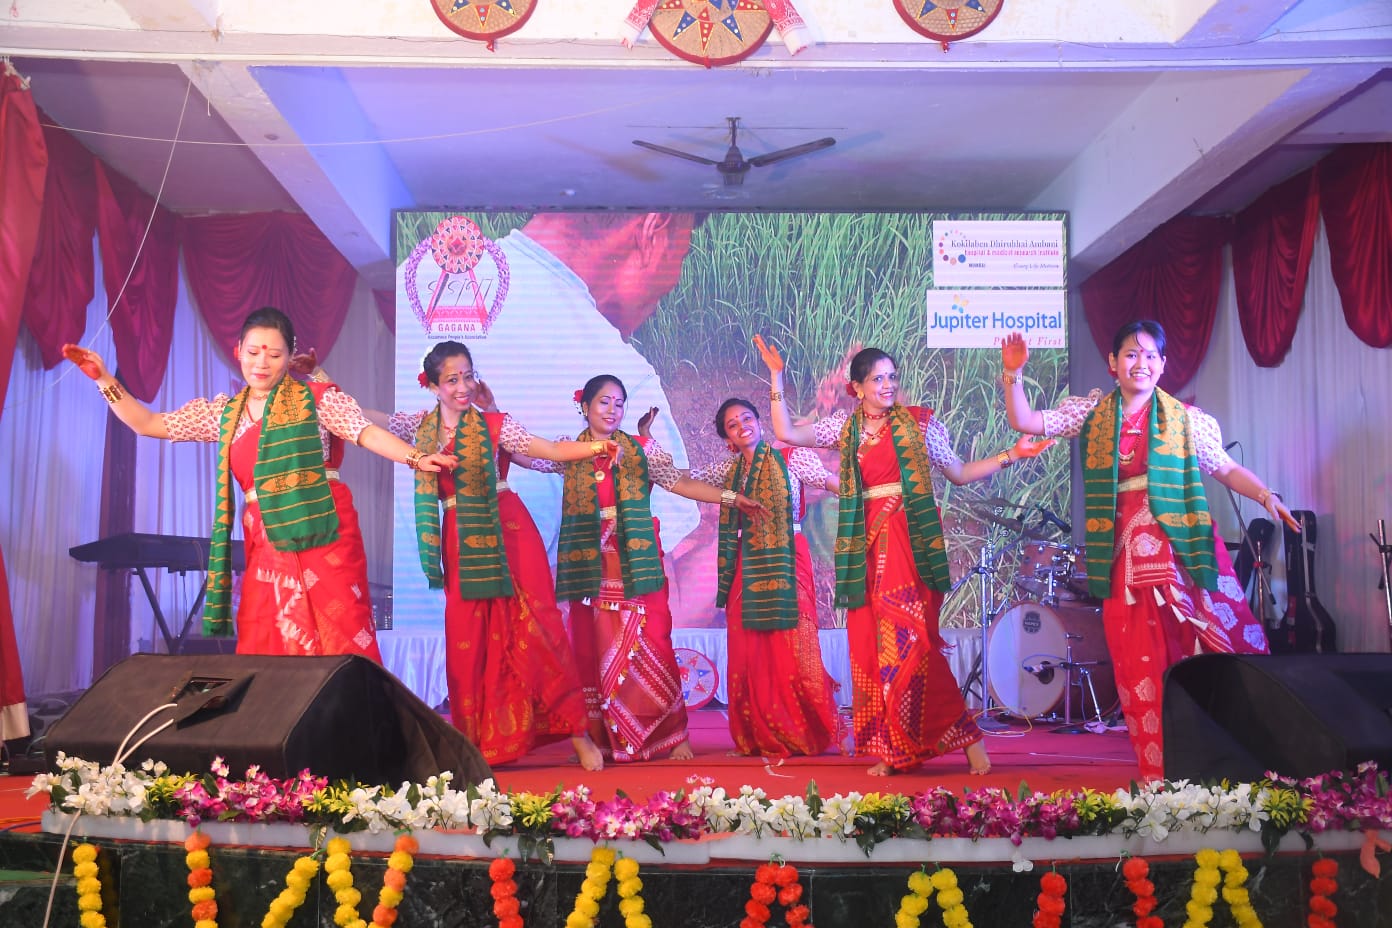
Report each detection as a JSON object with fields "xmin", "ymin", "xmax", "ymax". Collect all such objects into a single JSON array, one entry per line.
[
  {"xmin": 1002, "ymin": 372, "xmax": 1020, "ymax": 386},
  {"xmin": 720, "ymin": 488, "xmax": 737, "ymax": 508},
  {"xmin": 590, "ymin": 440, "xmax": 605, "ymax": 456},
  {"xmin": 769, "ymin": 390, "xmax": 784, "ymax": 402},
  {"xmin": 405, "ymin": 450, "xmax": 423, "ymax": 470},
  {"xmin": 996, "ymin": 450, "xmax": 1013, "ymax": 469},
  {"xmin": 98, "ymin": 382, "xmax": 124, "ymax": 404},
  {"xmin": 1256, "ymin": 488, "xmax": 1272, "ymax": 507}
]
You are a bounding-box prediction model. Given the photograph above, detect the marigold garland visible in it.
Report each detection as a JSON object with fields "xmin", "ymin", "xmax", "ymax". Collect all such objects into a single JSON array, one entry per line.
[
  {"xmin": 490, "ymin": 855, "xmax": 523, "ymax": 928},
  {"xmin": 1181, "ymin": 849, "xmax": 1262, "ymax": 928},
  {"xmin": 1032, "ymin": 870, "xmax": 1066, "ymax": 928},
  {"xmin": 325, "ymin": 836, "xmax": 367, "ymax": 928},
  {"xmin": 1123, "ymin": 856, "xmax": 1163, "ymax": 928},
  {"xmin": 742, "ymin": 859, "xmax": 811, "ymax": 928},
  {"xmin": 565, "ymin": 846, "xmax": 615, "ymax": 928},
  {"xmin": 1308, "ymin": 857, "xmax": 1339, "ymax": 928},
  {"xmin": 929, "ymin": 867, "xmax": 972, "ymax": 928},
  {"xmin": 72, "ymin": 843, "xmax": 106, "ymax": 928},
  {"xmin": 184, "ymin": 830, "xmax": 218, "ymax": 928},
  {"xmin": 894, "ymin": 867, "xmax": 934, "ymax": 928},
  {"xmin": 369, "ymin": 834, "xmax": 418, "ymax": 928},
  {"xmin": 261, "ymin": 852, "xmax": 320, "ymax": 928}
]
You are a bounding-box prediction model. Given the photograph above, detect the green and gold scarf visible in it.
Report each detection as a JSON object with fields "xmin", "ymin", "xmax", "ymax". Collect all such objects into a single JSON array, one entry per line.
[
  {"xmin": 834, "ymin": 405, "xmax": 951, "ymax": 609},
  {"xmin": 1080, "ymin": 387, "xmax": 1219, "ymax": 598},
  {"xmin": 412, "ymin": 406, "xmax": 513, "ymax": 599},
  {"xmin": 715, "ymin": 442, "xmax": 798, "ymax": 631},
  {"xmin": 204, "ymin": 378, "xmax": 338, "ymax": 635},
  {"xmin": 555, "ymin": 430, "xmax": 663, "ymax": 601}
]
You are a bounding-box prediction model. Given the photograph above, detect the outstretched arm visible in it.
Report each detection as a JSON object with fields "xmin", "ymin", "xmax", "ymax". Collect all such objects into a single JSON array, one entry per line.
[
  {"xmin": 1000, "ymin": 332, "xmax": 1048, "ymax": 436},
  {"xmin": 1211, "ymin": 462, "xmax": 1299, "ymax": 531},
  {"xmin": 754, "ymin": 334, "xmax": 820, "ymax": 447},
  {"xmin": 62, "ymin": 344, "xmax": 171, "ymax": 439},
  {"xmin": 667, "ymin": 475, "xmax": 766, "ymax": 519},
  {"xmin": 525, "ymin": 435, "xmax": 621, "ymax": 465},
  {"xmin": 356, "ymin": 424, "xmax": 456, "ymax": 473},
  {"xmin": 937, "ymin": 434, "xmax": 1057, "ymax": 486}
]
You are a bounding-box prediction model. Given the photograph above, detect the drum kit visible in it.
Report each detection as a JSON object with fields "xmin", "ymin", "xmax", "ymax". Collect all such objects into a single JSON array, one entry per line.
[{"xmin": 955, "ymin": 496, "xmax": 1119, "ymax": 733}]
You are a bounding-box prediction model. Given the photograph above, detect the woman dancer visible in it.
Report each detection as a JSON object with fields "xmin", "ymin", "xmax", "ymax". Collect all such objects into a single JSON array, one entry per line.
[
  {"xmin": 385, "ymin": 341, "xmax": 609, "ymax": 771},
  {"xmin": 755, "ymin": 336, "xmax": 1054, "ymax": 776},
  {"xmin": 61, "ymin": 307, "xmax": 454, "ymax": 659},
  {"xmin": 687, "ymin": 398, "xmax": 839, "ymax": 759},
  {"xmin": 1000, "ymin": 323, "xmax": 1295, "ymax": 781},
  {"xmin": 523, "ymin": 375, "xmax": 762, "ymax": 763}
]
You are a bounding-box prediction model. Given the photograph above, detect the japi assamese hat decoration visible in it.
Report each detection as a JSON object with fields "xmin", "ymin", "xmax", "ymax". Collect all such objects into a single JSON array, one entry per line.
[
  {"xmin": 429, "ymin": 0, "xmax": 538, "ymax": 51},
  {"xmin": 621, "ymin": 0, "xmax": 812, "ymax": 66}
]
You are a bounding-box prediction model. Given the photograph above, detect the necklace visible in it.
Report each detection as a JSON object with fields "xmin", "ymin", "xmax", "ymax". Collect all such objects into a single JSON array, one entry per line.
[
  {"xmin": 1117, "ymin": 403, "xmax": 1150, "ymax": 465},
  {"xmin": 862, "ymin": 406, "xmax": 891, "ymax": 421}
]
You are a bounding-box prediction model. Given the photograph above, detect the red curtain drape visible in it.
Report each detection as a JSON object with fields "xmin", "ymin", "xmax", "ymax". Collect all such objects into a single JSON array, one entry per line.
[
  {"xmin": 1080, "ymin": 215, "xmax": 1230, "ymax": 392},
  {"xmin": 1318, "ymin": 143, "xmax": 1392, "ymax": 349},
  {"xmin": 1231, "ymin": 168, "xmax": 1320, "ymax": 367},
  {"xmin": 92, "ymin": 162, "xmax": 179, "ymax": 402},
  {"xmin": 372, "ymin": 288, "xmax": 396, "ymax": 335},
  {"xmin": 182, "ymin": 212, "xmax": 358, "ymax": 364},
  {"xmin": 0, "ymin": 68, "xmax": 48, "ymax": 736},
  {"xmin": 21, "ymin": 116, "xmax": 96, "ymax": 369}
]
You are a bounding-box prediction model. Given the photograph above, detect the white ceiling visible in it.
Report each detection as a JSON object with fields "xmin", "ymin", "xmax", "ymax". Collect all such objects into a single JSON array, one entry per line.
[{"xmin": 5, "ymin": 0, "xmax": 1391, "ymax": 287}]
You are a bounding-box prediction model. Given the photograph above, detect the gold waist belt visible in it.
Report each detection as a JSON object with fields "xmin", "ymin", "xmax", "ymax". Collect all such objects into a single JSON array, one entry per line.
[
  {"xmin": 441, "ymin": 480, "xmax": 510, "ymax": 508},
  {"xmin": 1117, "ymin": 475, "xmax": 1148, "ymax": 493},
  {"xmin": 862, "ymin": 481, "xmax": 904, "ymax": 500},
  {"xmin": 244, "ymin": 468, "xmax": 339, "ymax": 503}
]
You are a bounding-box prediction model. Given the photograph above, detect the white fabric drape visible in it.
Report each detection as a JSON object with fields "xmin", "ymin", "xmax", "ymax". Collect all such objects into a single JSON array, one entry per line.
[{"xmin": 1193, "ymin": 221, "xmax": 1392, "ymax": 653}]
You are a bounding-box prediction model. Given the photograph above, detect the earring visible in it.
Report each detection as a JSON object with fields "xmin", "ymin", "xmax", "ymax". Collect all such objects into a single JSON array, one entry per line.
[{"xmin": 726, "ymin": 442, "xmax": 738, "ymax": 453}]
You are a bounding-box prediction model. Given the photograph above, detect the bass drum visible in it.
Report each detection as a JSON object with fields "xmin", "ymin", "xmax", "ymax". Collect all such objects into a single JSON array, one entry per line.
[{"xmin": 987, "ymin": 603, "xmax": 1118, "ymax": 719}]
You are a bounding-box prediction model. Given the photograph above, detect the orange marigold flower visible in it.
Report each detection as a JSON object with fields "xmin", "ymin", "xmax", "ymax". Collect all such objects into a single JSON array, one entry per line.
[
  {"xmin": 372, "ymin": 903, "xmax": 399, "ymax": 926},
  {"xmin": 778, "ymin": 883, "xmax": 803, "ymax": 907},
  {"xmin": 1122, "ymin": 858, "xmax": 1149, "ymax": 881},
  {"xmin": 754, "ymin": 864, "xmax": 778, "ymax": 885},
  {"xmin": 184, "ymin": 832, "xmax": 211, "ymax": 853},
  {"xmin": 750, "ymin": 882, "xmax": 777, "ymax": 905},
  {"xmin": 744, "ymin": 899, "xmax": 771, "ymax": 921},
  {"xmin": 490, "ymin": 879, "xmax": 518, "ymax": 900},
  {"xmin": 1311, "ymin": 859, "xmax": 1338, "ymax": 879},
  {"xmin": 1040, "ymin": 872, "xmax": 1066, "ymax": 895},
  {"xmin": 186, "ymin": 868, "xmax": 213, "ymax": 888},
  {"xmin": 383, "ymin": 868, "xmax": 407, "ymax": 892},
  {"xmin": 393, "ymin": 835, "xmax": 420, "ymax": 855},
  {"xmin": 493, "ymin": 897, "xmax": 520, "ymax": 918},
  {"xmin": 774, "ymin": 864, "xmax": 798, "ymax": 887},
  {"xmin": 190, "ymin": 900, "xmax": 218, "ymax": 921},
  {"xmin": 489, "ymin": 857, "xmax": 516, "ymax": 881}
]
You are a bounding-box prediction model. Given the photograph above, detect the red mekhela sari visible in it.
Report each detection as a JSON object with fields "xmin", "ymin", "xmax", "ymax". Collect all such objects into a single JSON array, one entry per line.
[
  {"xmin": 437, "ymin": 420, "xmax": 586, "ymax": 765},
  {"xmin": 847, "ymin": 426, "xmax": 981, "ymax": 772}
]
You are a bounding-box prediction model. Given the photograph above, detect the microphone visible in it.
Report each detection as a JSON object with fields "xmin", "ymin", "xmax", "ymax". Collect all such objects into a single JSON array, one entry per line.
[
  {"xmin": 1224, "ymin": 441, "xmax": 1240, "ymax": 451},
  {"xmin": 1022, "ymin": 661, "xmax": 1056, "ymax": 684},
  {"xmin": 1039, "ymin": 509, "xmax": 1072, "ymax": 535}
]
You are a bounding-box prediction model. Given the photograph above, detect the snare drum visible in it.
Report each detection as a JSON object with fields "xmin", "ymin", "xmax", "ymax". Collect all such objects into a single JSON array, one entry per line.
[
  {"xmin": 1015, "ymin": 542, "xmax": 1087, "ymax": 603},
  {"xmin": 987, "ymin": 603, "xmax": 1118, "ymax": 719}
]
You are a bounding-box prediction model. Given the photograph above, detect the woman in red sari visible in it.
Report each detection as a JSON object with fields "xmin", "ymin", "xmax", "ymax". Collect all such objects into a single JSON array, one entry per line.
[
  {"xmin": 756, "ymin": 337, "xmax": 1053, "ymax": 777},
  {"xmin": 61, "ymin": 308, "xmax": 453, "ymax": 659},
  {"xmin": 1001, "ymin": 322, "xmax": 1297, "ymax": 782},
  {"xmin": 524, "ymin": 375, "xmax": 761, "ymax": 763},
  {"xmin": 384, "ymin": 341, "xmax": 609, "ymax": 771},
  {"xmin": 688, "ymin": 398, "xmax": 839, "ymax": 759}
]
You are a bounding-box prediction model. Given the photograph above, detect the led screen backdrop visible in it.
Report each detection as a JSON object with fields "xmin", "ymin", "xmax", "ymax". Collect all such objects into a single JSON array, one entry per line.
[{"xmin": 391, "ymin": 210, "xmax": 1069, "ymax": 633}]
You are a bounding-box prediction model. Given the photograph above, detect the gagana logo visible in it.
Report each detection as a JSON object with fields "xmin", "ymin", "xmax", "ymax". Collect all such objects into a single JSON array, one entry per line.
[{"xmin": 936, "ymin": 230, "xmax": 968, "ymax": 266}]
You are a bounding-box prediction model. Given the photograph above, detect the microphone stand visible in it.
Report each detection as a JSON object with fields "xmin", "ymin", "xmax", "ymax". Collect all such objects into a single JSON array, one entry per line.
[
  {"xmin": 1222, "ymin": 484, "xmax": 1277, "ymax": 630},
  {"xmin": 1371, "ymin": 520, "xmax": 1392, "ymax": 649}
]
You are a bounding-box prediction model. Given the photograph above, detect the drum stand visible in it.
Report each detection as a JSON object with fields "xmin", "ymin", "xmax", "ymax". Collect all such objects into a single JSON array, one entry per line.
[
  {"xmin": 1046, "ymin": 632, "xmax": 1108, "ymax": 734},
  {"xmin": 958, "ymin": 536, "xmax": 1015, "ymax": 731}
]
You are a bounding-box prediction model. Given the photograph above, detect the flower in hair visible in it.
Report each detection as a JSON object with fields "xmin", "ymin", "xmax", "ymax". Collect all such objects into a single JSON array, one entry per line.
[
  {"xmin": 418, "ymin": 372, "xmax": 430, "ymax": 388},
  {"xmin": 573, "ymin": 389, "xmax": 584, "ymax": 404},
  {"xmin": 844, "ymin": 381, "xmax": 858, "ymax": 398}
]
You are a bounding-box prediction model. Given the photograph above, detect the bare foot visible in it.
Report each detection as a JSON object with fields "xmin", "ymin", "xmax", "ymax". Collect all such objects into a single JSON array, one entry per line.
[
  {"xmin": 867, "ymin": 761, "xmax": 893, "ymax": 777},
  {"xmin": 669, "ymin": 739, "xmax": 695, "ymax": 761},
  {"xmin": 966, "ymin": 741, "xmax": 991, "ymax": 776},
  {"xmin": 572, "ymin": 735, "xmax": 605, "ymax": 773}
]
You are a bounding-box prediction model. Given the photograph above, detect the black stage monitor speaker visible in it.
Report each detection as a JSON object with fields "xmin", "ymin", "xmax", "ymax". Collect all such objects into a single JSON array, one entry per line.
[
  {"xmin": 45, "ymin": 654, "xmax": 491, "ymax": 787},
  {"xmin": 1163, "ymin": 652, "xmax": 1392, "ymax": 781}
]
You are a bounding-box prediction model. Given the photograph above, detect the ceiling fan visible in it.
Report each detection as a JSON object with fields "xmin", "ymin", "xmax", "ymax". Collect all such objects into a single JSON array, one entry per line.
[{"xmin": 633, "ymin": 116, "xmax": 836, "ymax": 188}]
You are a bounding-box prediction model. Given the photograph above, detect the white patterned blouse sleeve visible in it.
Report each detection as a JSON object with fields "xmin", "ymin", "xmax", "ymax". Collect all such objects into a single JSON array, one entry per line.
[
  {"xmin": 315, "ymin": 388, "xmax": 373, "ymax": 444},
  {"xmin": 161, "ymin": 395, "xmax": 230, "ymax": 443},
  {"xmin": 688, "ymin": 456, "xmax": 736, "ymax": 488},
  {"xmin": 1040, "ymin": 389, "xmax": 1104, "ymax": 440},
  {"xmin": 1186, "ymin": 406, "xmax": 1237, "ymax": 474},
  {"xmin": 387, "ymin": 409, "xmax": 426, "ymax": 444},
  {"xmin": 812, "ymin": 410, "xmax": 849, "ymax": 449},
  {"xmin": 788, "ymin": 446, "xmax": 833, "ymax": 489},
  {"xmin": 517, "ymin": 439, "xmax": 569, "ymax": 474},
  {"xmin": 498, "ymin": 413, "xmax": 535, "ymax": 455},
  {"xmin": 644, "ymin": 439, "xmax": 681, "ymax": 490},
  {"xmin": 922, "ymin": 416, "xmax": 963, "ymax": 471}
]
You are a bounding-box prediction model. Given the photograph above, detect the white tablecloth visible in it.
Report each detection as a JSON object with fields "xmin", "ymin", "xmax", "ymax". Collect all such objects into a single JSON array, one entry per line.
[{"xmin": 378, "ymin": 626, "xmax": 984, "ymax": 711}]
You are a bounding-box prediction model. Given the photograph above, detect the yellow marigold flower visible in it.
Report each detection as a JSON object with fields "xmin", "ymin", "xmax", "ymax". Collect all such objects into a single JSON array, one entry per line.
[
  {"xmin": 907, "ymin": 872, "xmax": 933, "ymax": 896},
  {"xmin": 1224, "ymin": 866, "xmax": 1250, "ymax": 887},
  {"xmin": 1195, "ymin": 849, "xmax": 1220, "ymax": 869},
  {"xmin": 387, "ymin": 851, "xmax": 414, "ymax": 873},
  {"xmin": 78, "ymin": 894, "xmax": 104, "ymax": 912},
  {"xmin": 901, "ymin": 893, "xmax": 929, "ymax": 916},
  {"xmin": 79, "ymin": 913, "xmax": 107, "ymax": 928},
  {"xmin": 937, "ymin": 887, "xmax": 965, "ymax": 909},
  {"xmin": 74, "ymin": 861, "xmax": 99, "ymax": 880},
  {"xmin": 72, "ymin": 845, "xmax": 98, "ymax": 864},
  {"xmin": 625, "ymin": 915, "xmax": 653, "ymax": 928},
  {"xmin": 326, "ymin": 852, "xmax": 351, "ymax": 873},
  {"xmin": 327, "ymin": 869, "xmax": 353, "ymax": 892},
  {"xmin": 326, "ymin": 837, "xmax": 351, "ymax": 857},
  {"xmin": 930, "ymin": 869, "xmax": 958, "ymax": 891},
  {"xmin": 185, "ymin": 850, "xmax": 210, "ymax": 871},
  {"xmin": 77, "ymin": 877, "xmax": 102, "ymax": 896},
  {"xmin": 895, "ymin": 912, "xmax": 921, "ymax": 928},
  {"xmin": 269, "ymin": 896, "xmax": 294, "ymax": 920},
  {"xmin": 1217, "ymin": 849, "xmax": 1242, "ymax": 870},
  {"xmin": 618, "ymin": 877, "xmax": 643, "ymax": 898},
  {"xmin": 614, "ymin": 858, "xmax": 640, "ymax": 881},
  {"xmin": 1193, "ymin": 885, "xmax": 1218, "ymax": 906},
  {"xmin": 335, "ymin": 903, "xmax": 359, "ymax": 925},
  {"xmin": 286, "ymin": 872, "xmax": 311, "ymax": 894},
  {"xmin": 565, "ymin": 913, "xmax": 591, "ymax": 928},
  {"xmin": 619, "ymin": 897, "xmax": 645, "ymax": 918},
  {"xmin": 379, "ymin": 886, "xmax": 403, "ymax": 908},
  {"xmin": 1185, "ymin": 900, "xmax": 1213, "ymax": 921},
  {"xmin": 195, "ymin": 920, "xmax": 218, "ymax": 928},
  {"xmin": 188, "ymin": 887, "xmax": 216, "ymax": 904},
  {"xmin": 1194, "ymin": 867, "xmax": 1221, "ymax": 888},
  {"xmin": 337, "ymin": 887, "xmax": 362, "ymax": 908},
  {"xmin": 294, "ymin": 856, "xmax": 319, "ymax": 875},
  {"xmin": 585, "ymin": 862, "xmax": 610, "ymax": 881},
  {"xmin": 1223, "ymin": 886, "xmax": 1250, "ymax": 904},
  {"xmin": 593, "ymin": 847, "xmax": 617, "ymax": 866},
  {"xmin": 260, "ymin": 914, "xmax": 279, "ymax": 928},
  {"xmin": 942, "ymin": 905, "xmax": 973, "ymax": 928},
  {"xmin": 575, "ymin": 894, "xmax": 601, "ymax": 918},
  {"xmin": 582, "ymin": 879, "xmax": 608, "ymax": 901}
]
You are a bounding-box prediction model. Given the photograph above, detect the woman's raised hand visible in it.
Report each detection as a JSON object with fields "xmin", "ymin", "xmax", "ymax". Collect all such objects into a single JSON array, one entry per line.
[
  {"xmin": 472, "ymin": 379, "xmax": 499, "ymax": 413},
  {"xmin": 62, "ymin": 344, "xmax": 109, "ymax": 381},
  {"xmin": 288, "ymin": 348, "xmax": 319, "ymax": 378},
  {"xmin": 415, "ymin": 452, "xmax": 458, "ymax": 473},
  {"xmin": 1009, "ymin": 434, "xmax": 1057, "ymax": 460},
  {"xmin": 636, "ymin": 406, "xmax": 660, "ymax": 440},
  {"xmin": 752, "ymin": 335, "xmax": 785, "ymax": 375},
  {"xmin": 1001, "ymin": 332, "xmax": 1029, "ymax": 372}
]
